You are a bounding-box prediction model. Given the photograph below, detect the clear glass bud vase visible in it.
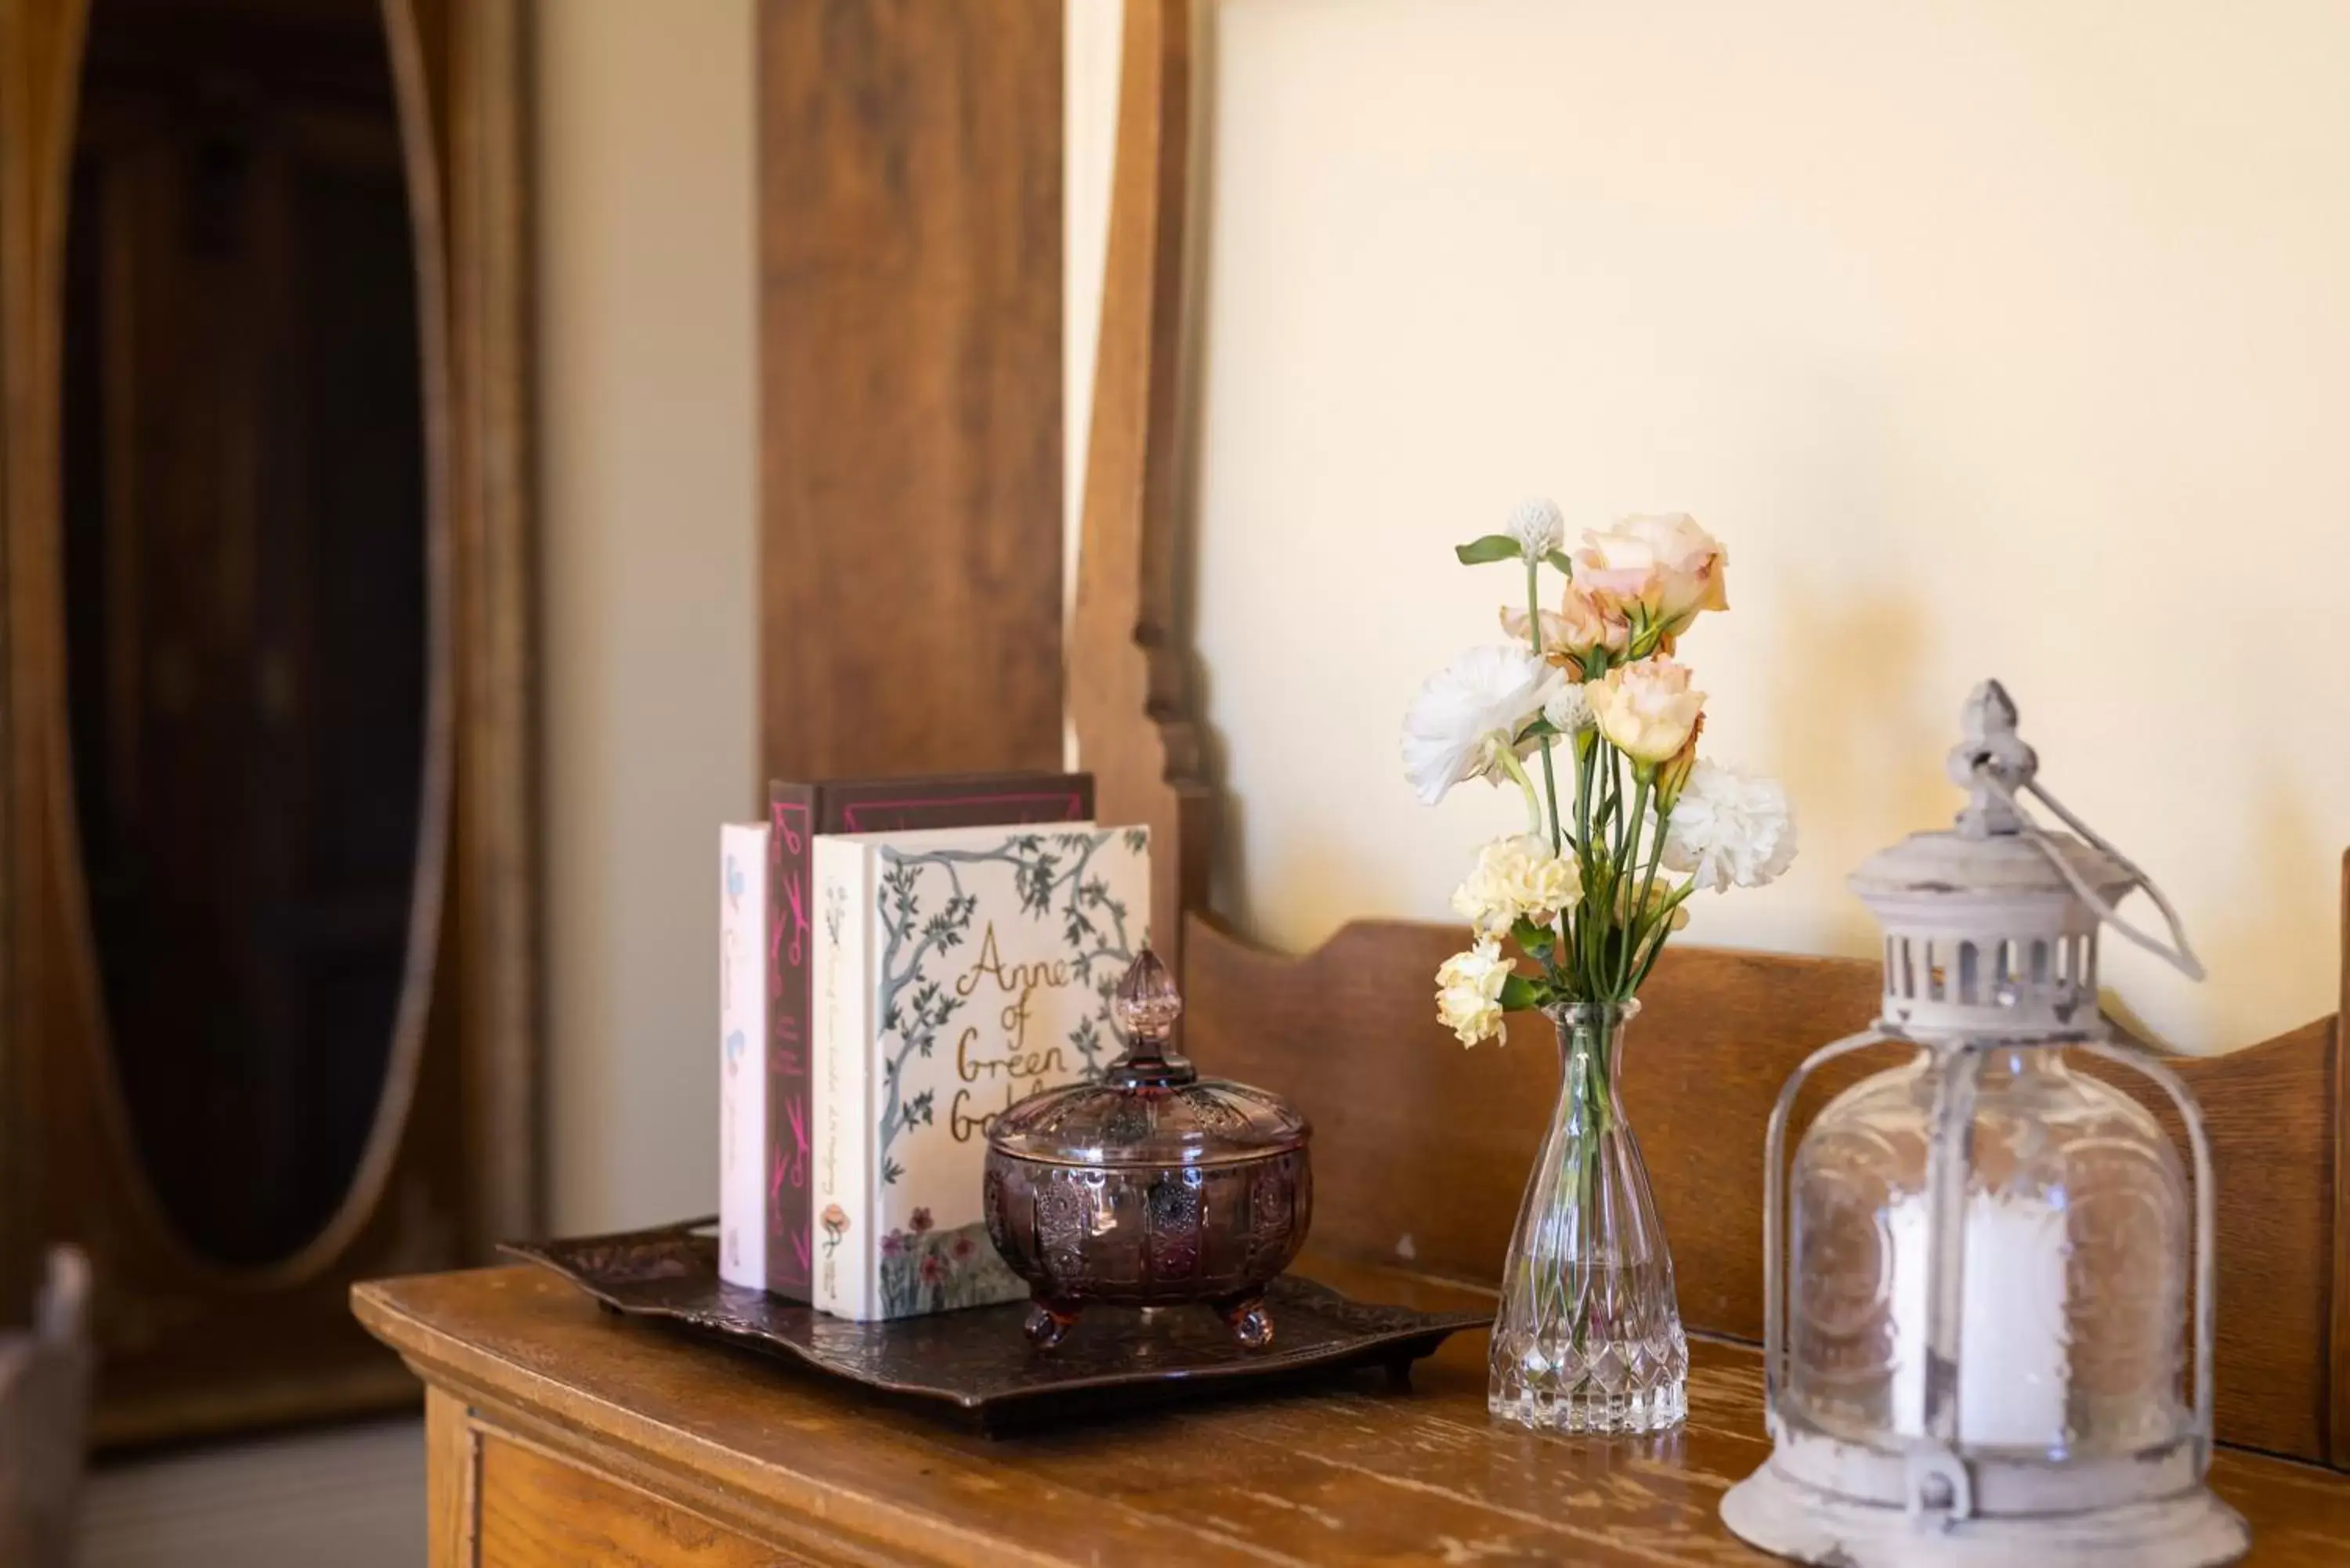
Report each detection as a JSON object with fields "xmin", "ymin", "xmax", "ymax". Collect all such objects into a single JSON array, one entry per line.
[{"xmin": 1488, "ymin": 1001, "xmax": 1689, "ymax": 1433}]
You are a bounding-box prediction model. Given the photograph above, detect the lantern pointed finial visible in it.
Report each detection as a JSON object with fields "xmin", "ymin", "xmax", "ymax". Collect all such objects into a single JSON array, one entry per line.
[{"xmin": 1948, "ymin": 678, "xmax": 2037, "ymax": 839}]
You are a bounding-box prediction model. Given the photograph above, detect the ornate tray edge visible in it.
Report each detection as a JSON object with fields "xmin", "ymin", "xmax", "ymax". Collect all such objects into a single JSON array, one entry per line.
[{"xmin": 501, "ymin": 1219, "xmax": 1489, "ymax": 1413}]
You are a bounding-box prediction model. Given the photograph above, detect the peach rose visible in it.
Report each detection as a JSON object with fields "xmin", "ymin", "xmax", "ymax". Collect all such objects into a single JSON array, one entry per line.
[
  {"xmin": 1501, "ymin": 582, "xmax": 1631, "ymax": 673},
  {"xmin": 1589, "ymin": 657, "xmax": 1707, "ymax": 766},
  {"xmin": 1573, "ymin": 514, "xmax": 1728, "ymax": 642}
]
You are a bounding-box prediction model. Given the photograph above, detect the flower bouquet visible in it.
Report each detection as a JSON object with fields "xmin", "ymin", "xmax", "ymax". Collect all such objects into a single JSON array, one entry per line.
[{"xmin": 1401, "ymin": 501, "xmax": 1795, "ymax": 1434}]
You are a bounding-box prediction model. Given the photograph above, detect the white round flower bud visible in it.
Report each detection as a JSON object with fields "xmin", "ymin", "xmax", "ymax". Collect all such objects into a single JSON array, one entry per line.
[{"xmin": 1505, "ymin": 497, "xmax": 1566, "ymax": 558}]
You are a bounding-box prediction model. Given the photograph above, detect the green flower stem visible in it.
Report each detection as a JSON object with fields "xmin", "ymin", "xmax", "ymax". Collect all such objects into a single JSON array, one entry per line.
[
  {"xmin": 1496, "ymin": 746, "xmax": 1545, "ymax": 837},
  {"xmin": 1613, "ymin": 775, "xmax": 1654, "ymax": 999},
  {"xmin": 1524, "ymin": 558, "xmax": 1565, "ymax": 858},
  {"xmin": 1626, "ymin": 784, "xmax": 1670, "ymax": 993},
  {"xmin": 1629, "ymin": 881, "xmax": 1701, "ymax": 992},
  {"xmin": 1534, "ymin": 1014, "xmax": 1618, "ymax": 1335},
  {"xmin": 1573, "ymin": 735, "xmax": 1597, "ymax": 991}
]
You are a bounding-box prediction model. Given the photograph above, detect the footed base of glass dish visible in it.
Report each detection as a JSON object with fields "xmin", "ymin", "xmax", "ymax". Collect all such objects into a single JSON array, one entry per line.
[
  {"xmin": 1722, "ymin": 1465, "xmax": 2250, "ymax": 1567},
  {"xmin": 1024, "ymin": 1291, "xmax": 1274, "ymax": 1351},
  {"xmin": 1487, "ymin": 1370, "xmax": 1687, "ymax": 1434}
]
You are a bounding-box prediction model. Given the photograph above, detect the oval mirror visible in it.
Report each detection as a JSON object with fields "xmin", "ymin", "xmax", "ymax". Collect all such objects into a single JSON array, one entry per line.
[{"xmin": 63, "ymin": 0, "xmax": 434, "ymax": 1267}]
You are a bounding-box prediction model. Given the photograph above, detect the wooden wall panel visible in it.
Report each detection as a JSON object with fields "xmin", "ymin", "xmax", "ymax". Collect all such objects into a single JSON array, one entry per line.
[{"xmin": 757, "ymin": 0, "xmax": 1064, "ymax": 786}]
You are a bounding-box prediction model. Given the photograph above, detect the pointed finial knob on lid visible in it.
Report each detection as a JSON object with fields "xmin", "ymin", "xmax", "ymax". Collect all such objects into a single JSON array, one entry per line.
[
  {"xmin": 1112, "ymin": 946, "xmax": 1184, "ymax": 1044},
  {"xmin": 1106, "ymin": 946, "xmax": 1195, "ymax": 1086},
  {"xmin": 1947, "ymin": 678, "xmax": 2038, "ymax": 839}
]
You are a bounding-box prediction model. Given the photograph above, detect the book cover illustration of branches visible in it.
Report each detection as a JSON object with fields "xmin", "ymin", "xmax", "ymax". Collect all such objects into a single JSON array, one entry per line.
[{"xmin": 847, "ymin": 826, "xmax": 1150, "ymax": 1319}]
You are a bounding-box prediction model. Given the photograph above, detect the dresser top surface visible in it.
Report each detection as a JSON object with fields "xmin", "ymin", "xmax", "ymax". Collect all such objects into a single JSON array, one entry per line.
[{"xmin": 356, "ymin": 1259, "xmax": 2350, "ymax": 1567}]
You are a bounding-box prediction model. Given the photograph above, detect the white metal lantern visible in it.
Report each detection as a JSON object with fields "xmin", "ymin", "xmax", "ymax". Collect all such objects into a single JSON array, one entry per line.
[{"xmin": 1721, "ymin": 681, "xmax": 2249, "ymax": 1568}]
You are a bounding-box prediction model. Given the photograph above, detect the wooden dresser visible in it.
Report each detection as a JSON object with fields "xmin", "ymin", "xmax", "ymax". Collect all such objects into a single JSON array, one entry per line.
[{"xmin": 355, "ymin": 1255, "xmax": 2350, "ymax": 1567}]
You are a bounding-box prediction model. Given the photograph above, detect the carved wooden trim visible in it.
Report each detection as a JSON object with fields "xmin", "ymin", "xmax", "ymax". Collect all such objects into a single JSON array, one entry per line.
[{"xmin": 1069, "ymin": 0, "xmax": 1213, "ymax": 971}]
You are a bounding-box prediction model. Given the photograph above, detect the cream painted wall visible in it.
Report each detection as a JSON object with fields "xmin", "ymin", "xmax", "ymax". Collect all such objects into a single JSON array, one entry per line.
[
  {"xmin": 537, "ymin": 0, "xmax": 757, "ymax": 1230},
  {"xmin": 1072, "ymin": 1, "xmax": 2350, "ymax": 1051}
]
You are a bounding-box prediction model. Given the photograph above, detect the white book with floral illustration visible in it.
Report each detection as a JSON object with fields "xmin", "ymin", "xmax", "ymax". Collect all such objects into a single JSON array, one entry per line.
[{"xmin": 811, "ymin": 823, "xmax": 1151, "ymax": 1321}]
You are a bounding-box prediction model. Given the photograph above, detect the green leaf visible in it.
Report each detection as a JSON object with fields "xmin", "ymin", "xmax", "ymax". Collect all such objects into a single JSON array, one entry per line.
[
  {"xmin": 1499, "ymin": 973, "xmax": 1542, "ymax": 1011},
  {"xmin": 1515, "ymin": 716, "xmax": 1560, "ymax": 742},
  {"xmin": 1455, "ymin": 533, "xmax": 1523, "ymax": 565},
  {"xmin": 1543, "ymin": 548, "xmax": 1574, "ymax": 575}
]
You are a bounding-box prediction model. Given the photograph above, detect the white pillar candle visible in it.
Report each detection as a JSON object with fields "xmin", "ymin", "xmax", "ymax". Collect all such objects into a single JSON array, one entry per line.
[{"xmin": 1888, "ymin": 1189, "xmax": 2070, "ymax": 1448}]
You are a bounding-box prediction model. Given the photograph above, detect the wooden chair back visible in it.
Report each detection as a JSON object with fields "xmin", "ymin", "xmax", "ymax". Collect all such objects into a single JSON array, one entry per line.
[
  {"xmin": 1070, "ymin": 0, "xmax": 2350, "ymax": 1470},
  {"xmin": 1184, "ymin": 915, "xmax": 2346, "ymax": 1468}
]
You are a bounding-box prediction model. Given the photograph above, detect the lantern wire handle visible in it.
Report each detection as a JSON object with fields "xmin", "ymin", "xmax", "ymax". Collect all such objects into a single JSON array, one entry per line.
[{"xmin": 1969, "ymin": 766, "xmax": 2207, "ymax": 983}]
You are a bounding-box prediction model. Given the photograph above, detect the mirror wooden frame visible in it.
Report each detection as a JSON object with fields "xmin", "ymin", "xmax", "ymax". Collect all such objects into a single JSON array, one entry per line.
[{"xmin": 0, "ymin": 0, "xmax": 537, "ymax": 1445}]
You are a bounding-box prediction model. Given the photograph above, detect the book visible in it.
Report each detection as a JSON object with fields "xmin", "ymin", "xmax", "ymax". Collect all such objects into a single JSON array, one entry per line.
[
  {"xmin": 718, "ymin": 823, "xmax": 770, "ymax": 1290},
  {"xmin": 763, "ymin": 772, "xmax": 1092, "ymax": 1301},
  {"xmin": 812, "ymin": 822, "xmax": 1150, "ymax": 1321}
]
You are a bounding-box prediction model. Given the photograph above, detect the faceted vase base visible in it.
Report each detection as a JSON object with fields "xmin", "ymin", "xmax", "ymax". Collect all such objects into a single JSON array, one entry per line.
[
  {"xmin": 1488, "ymin": 1375, "xmax": 1688, "ymax": 1435},
  {"xmin": 1487, "ymin": 1321, "xmax": 1690, "ymax": 1434}
]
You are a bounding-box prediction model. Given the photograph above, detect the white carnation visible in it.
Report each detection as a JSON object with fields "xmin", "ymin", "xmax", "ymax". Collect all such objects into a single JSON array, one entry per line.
[
  {"xmin": 1661, "ymin": 762, "xmax": 1798, "ymax": 892},
  {"xmin": 1451, "ymin": 834, "xmax": 1583, "ymax": 938},
  {"xmin": 1401, "ymin": 646, "xmax": 1564, "ymax": 807},
  {"xmin": 1505, "ymin": 497, "xmax": 1566, "ymax": 558},
  {"xmin": 1542, "ymin": 681, "xmax": 1593, "ymax": 735},
  {"xmin": 1434, "ymin": 938, "xmax": 1513, "ymax": 1047}
]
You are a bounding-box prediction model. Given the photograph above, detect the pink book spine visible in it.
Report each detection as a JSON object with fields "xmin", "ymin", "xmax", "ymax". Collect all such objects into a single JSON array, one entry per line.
[{"xmin": 765, "ymin": 789, "xmax": 817, "ymax": 1298}]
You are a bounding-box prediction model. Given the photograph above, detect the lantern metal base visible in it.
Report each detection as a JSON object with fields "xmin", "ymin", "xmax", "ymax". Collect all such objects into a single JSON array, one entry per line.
[{"xmin": 1722, "ymin": 1465, "xmax": 2251, "ymax": 1568}]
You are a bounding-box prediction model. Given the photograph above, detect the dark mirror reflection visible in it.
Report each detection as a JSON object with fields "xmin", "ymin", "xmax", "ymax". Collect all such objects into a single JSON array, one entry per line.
[{"xmin": 63, "ymin": 0, "xmax": 430, "ymax": 1266}]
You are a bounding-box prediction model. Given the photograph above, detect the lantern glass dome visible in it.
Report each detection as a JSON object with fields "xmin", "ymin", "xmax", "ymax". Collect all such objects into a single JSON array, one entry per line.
[
  {"xmin": 1786, "ymin": 1042, "xmax": 2186, "ymax": 1459},
  {"xmin": 1722, "ymin": 681, "xmax": 2250, "ymax": 1568}
]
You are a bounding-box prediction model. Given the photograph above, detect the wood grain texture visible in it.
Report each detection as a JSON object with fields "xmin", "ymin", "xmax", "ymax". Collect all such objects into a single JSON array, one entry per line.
[
  {"xmin": 425, "ymin": 1385, "xmax": 477, "ymax": 1568},
  {"xmin": 0, "ymin": 0, "xmax": 537, "ymax": 1446},
  {"xmin": 0, "ymin": 0, "xmax": 87, "ymax": 1335},
  {"xmin": 356, "ymin": 1259, "xmax": 2350, "ymax": 1566},
  {"xmin": 757, "ymin": 0, "xmax": 1065, "ymax": 787},
  {"xmin": 479, "ymin": 1434, "xmax": 786, "ymax": 1568},
  {"xmin": 1067, "ymin": 0, "xmax": 1211, "ymax": 971},
  {"xmin": 1180, "ymin": 912, "xmax": 2345, "ymax": 1466}
]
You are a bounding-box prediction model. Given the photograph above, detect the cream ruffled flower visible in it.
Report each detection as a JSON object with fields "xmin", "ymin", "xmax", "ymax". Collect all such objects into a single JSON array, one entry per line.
[
  {"xmin": 1450, "ymin": 834, "xmax": 1583, "ymax": 938},
  {"xmin": 1434, "ymin": 938, "xmax": 1513, "ymax": 1046},
  {"xmin": 1661, "ymin": 761, "xmax": 1799, "ymax": 891},
  {"xmin": 1401, "ymin": 645, "xmax": 1564, "ymax": 806},
  {"xmin": 1589, "ymin": 657, "xmax": 1706, "ymax": 765},
  {"xmin": 1573, "ymin": 514, "xmax": 1728, "ymax": 639},
  {"xmin": 1504, "ymin": 497, "xmax": 1566, "ymax": 558}
]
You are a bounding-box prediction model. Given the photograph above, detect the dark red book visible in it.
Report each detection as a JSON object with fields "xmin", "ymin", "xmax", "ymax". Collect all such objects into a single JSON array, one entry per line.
[{"xmin": 762, "ymin": 771, "xmax": 1094, "ymax": 1300}]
